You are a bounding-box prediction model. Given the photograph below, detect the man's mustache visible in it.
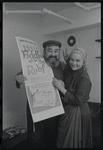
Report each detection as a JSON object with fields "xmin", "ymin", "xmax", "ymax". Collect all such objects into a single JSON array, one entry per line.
[{"xmin": 49, "ymin": 55, "xmax": 57, "ymax": 59}]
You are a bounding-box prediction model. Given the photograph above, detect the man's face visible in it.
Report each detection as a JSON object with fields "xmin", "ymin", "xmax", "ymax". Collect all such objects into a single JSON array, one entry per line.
[{"xmin": 44, "ymin": 45, "xmax": 60, "ymax": 65}]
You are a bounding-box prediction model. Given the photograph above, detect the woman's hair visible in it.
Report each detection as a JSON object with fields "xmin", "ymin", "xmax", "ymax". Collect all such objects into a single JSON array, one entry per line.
[{"xmin": 67, "ymin": 47, "xmax": 88, "ymax": 70}]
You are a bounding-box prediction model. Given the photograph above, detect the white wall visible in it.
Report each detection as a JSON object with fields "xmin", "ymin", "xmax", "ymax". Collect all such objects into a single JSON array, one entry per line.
[
  {"xmin": 42, "ymin": 6, "xmax": 101, "ymax": 35},
  {"xmin": 3, "ymin": 13, "xmax": 50, "ymax": 130},
  {"xmin": 41, "ymin": 5, "xmax": 101, "ymax": 104},
  {"xmin": 3, "ymin": 4, "xmax": 101, "ymax": 131}
]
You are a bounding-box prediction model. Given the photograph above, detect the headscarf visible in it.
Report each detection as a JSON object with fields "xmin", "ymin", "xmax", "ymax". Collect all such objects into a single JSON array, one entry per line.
[{"xmin": 67, "ymin": 47, "xmax": 88, "ymax": 69}]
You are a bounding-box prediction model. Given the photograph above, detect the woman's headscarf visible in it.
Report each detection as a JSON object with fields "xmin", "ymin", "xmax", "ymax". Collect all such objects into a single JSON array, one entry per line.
[{"xmin": 66, "ymin": 47, "xmax": 88, "ymax": 69}]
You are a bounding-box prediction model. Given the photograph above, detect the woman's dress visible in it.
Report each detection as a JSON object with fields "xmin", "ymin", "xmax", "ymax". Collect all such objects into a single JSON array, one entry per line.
[{"xmin": 57, "ymin": 65, "xmax": 93, "ymax": 148}]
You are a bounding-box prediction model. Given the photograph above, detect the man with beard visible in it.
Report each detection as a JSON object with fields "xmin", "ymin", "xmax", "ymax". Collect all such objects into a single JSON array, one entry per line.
[{"xmin": 14, "ymin": 40, "xmax": 66, "ymax": 148}]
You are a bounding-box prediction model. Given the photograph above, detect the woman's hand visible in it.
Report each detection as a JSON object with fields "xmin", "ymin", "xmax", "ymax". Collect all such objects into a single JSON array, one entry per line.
[
  {"xmin": 14, "ymin": 74, "xmax": 27, "ymax": 84},
  {"xmin": 52, "ymin": 77, "xmax": 67, "ymax": 95}
]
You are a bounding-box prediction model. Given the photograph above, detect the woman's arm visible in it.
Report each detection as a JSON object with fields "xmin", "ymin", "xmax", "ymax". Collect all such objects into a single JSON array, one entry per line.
[
  {"xmin": 52, "ymin": 76, "xmax": 92, "ymax": 106},
  {"xmin": 64, "ymin": 77, "xmax": 92, "ymax": 106},
  {"xmin": 52, "ymin": 77, "xmax": 67, "ymax": 94}
]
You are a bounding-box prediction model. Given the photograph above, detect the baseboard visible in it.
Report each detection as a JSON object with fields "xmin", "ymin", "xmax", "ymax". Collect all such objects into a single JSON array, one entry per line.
[
  {"xmin": 87, "ymin": 102, "xmax": 101, "ymax": 121},
  {"xmin": 88, "ymin": 102, "xmax": 101, "ymax": 147}
]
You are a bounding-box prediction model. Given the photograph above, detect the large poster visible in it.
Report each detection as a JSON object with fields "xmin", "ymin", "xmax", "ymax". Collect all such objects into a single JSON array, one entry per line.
[{"xmin": 15, "ymin": 37, "xmax": 64, "ymax": 122}]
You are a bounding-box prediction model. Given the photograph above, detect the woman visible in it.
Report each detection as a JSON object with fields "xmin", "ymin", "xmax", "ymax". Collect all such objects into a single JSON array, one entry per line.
[{"xmin": 52, "ymin": 47, "xmax": 93, "ymax": 148}]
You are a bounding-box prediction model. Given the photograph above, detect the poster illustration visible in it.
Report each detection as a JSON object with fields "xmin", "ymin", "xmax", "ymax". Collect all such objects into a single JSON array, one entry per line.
[
  {"xmin": 29, "ymin": 82, "xmax": 56, "ymax": 107},
  {"xmin": 15, "ymin": 37, "xmax": 64, "ymax": 122}
]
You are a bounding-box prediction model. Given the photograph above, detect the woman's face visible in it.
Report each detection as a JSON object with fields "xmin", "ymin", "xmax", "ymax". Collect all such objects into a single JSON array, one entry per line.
[{"xmin": 69, "ymin": 53, "xmax": 83, "ymax": 70}]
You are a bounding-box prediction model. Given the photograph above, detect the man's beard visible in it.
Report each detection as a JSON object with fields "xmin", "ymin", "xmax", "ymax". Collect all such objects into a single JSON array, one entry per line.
[{"xmin": 44, "ymin": 55, "xmax": 60, "ymax": 67}]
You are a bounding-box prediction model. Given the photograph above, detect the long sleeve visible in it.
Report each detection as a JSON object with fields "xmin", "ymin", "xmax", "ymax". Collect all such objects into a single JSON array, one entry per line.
[
  {"xmin": 14, "ymin": 70, "xmax": 23, "ymax": 89},
  {"xmin": 64, "ymin": 76, "xmax": 92, "ymax": 106}
]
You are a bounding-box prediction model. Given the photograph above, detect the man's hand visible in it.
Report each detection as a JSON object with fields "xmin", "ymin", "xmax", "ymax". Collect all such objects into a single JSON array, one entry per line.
[
  {"xmin": 14, "ymin": 74, "xmax": 27, "ymax": 85},
  {"xmin": 52, "ymin": 77, "xmax": 67, "ymax": 95}
]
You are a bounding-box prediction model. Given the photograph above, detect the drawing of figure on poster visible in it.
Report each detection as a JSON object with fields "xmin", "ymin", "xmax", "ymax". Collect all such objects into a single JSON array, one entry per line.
[{"xmin": 29, "ymin": 82, "xmax": 56, "ymax": 107}]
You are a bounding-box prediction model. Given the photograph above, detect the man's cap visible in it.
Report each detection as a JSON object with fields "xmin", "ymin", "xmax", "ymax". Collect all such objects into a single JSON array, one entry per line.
[{"xmin": 43, "ymin": 40, "xmax": 62, "ymax": 48}]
